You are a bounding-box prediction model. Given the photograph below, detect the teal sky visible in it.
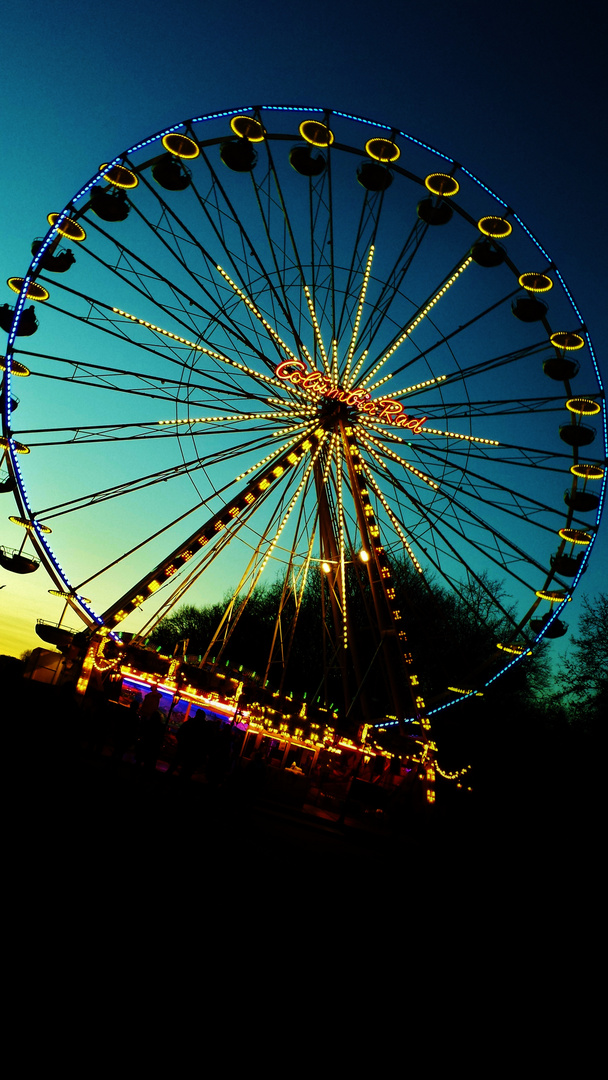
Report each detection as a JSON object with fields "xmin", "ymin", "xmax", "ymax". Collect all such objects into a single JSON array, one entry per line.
[{"xmin": 1, "ymin": 0, "xmax": 606, "ymax": 675}]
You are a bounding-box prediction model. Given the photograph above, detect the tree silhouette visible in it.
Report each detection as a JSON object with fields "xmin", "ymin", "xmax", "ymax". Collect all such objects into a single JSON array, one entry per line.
[
  {"xmin": 149, "ymin": 559, "xmax": 546, "ymax": 720},
  {"xmin": 558, "ymin": 592, "xmax": 608, "ymax": 732}
]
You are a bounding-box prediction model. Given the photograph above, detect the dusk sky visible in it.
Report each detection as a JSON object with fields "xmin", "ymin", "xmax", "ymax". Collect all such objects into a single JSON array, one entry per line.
[{"xmin": 1, "ymin": 0, "xmax": 606, "ymax": 680}]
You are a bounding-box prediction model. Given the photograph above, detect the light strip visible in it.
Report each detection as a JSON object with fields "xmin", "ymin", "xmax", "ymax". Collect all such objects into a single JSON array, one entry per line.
[
  {"xmin": 362, "ymin": 415, "xmax": 498, "ymax": 447},
  {"xmin": 361, "ymin": 257, "xmax": 473, "ymax": 389},
  {"xmin": 347, "ymin": 349, "xmax": 368, "ymax": 389},
  {"xmin": 215, "ymin": 266, "xmax": 301, "ymax": 365},
  {"xmin": 234, "ymin": 426, "xmax": 317, "ymax": 481},
  {"xmin": 302, "ymin": 284, "xmax": 330, "ymax": 375},
  {"xmin": 255, "ymin": 433, "xmax": 328, "ymax": 577},
  {"xmin": 322, "ymin": 431, "xmax": 338, "ymax": 484},
  {"xmin": 379, "ymin": 374, "xmax": 448, "ymax": 399},
  {"xmin": 335, "ymin": 437, "xmax": 348, "ymax": 650},
  {"xmin": 112, "ymin": 307, "xmax": 291, "ymax": 394},
  {"xmin": 357, "ymin": 429, "xmax": 440, "ymax": 489},
  {"xmin": 158, "ymin": 411, "xmax": 297, "ymax": 426},
  {"xmin": 345, "ymin": 245, "xmax": 375, "ymax": 380},
  {"xmin": 272, "ymin": 421, "xmax": 319, "ymax": 436},
  {"xmin": 363, "ymin": 467, "xmax": 424, "ymax": 573},
  {"xmin": 419, "ymin": 427, "xmax": 499, "ymax": 445}
]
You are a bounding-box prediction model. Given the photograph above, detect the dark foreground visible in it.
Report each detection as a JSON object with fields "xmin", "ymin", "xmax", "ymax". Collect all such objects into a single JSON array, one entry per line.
[{"xmin": 5, "ymin": 675, "xmax": 601, "ymax": 906}]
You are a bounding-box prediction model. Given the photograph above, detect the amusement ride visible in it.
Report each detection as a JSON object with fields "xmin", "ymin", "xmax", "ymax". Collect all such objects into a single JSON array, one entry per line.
[{"xmin": 1, "ymin": 105, "xmax": 605, "ymax": 799}]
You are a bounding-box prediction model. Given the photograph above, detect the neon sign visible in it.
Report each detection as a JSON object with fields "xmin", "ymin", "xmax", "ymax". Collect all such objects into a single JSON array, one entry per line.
[{"xmin": 275, "ymin": 360, "xmax": 428, "ymax": 433}]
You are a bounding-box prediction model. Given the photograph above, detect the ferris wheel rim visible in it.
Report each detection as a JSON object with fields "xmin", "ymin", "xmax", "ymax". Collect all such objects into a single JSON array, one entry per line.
[{"xmin": 2, "ymin": 104, "xmax": 606, "ymax": 711}]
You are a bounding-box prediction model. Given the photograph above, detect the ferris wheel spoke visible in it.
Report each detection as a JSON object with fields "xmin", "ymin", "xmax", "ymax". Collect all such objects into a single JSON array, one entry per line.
[
  {"xmin": 201, "ymin": 472, "xmax": 325, "ymax": 669},
  {"xmin": 144, "ymin": 475, "xmax": 304, "ymax": 640},
  {"xmin": 413, "ymin": 448, "xmax": 571, "ymax": 526},
  {"xmin": 359, "ymin": 467, "xmax": 430, "ymax": 582},
  {"xmin": 187, "ymin": 483, "xmax": 320, "ymax": 671},
  {"xmin": 419, "ymin": 477, "xmax": 559, "ymax": 557},
  {"xmin": 12, "ymin": 424, "xmax": 180, "ymax": 445},
  {"xmin": 433, "ymin": 341, "xmax": 550, "ymax": 388},
  {"xmin": 163, "ymin": 144, "xmax": 321, "ymax": 376},
  {"xmin": 127, "ymin": 160, "xmax": 254, "ymax": 291},
  {"xmin": 363, "ymin": 443, "xmax": 553, "ymax": 591},
  {"xmin": 68, "ymin": 197, "xmax": 314, "ymax": 389},
  {"xmin": 343, "ymin": 445, "xmax": 523, "ymax": 700},
  {"xmin": 378, "ymin": 484, "xmax": 525, "ymax": 638},
  {"xmin": 356, "ymin": 427, "xmax": 440, "ymax": 482},
  {"xmin": 136, "ymin": 527, "xmax": 242, "ymax": 638},
  {"xmin": 74, "ymin": 218, "xmax": 287, "ymax": 374},
  {"xmin": 420, "ymin": 498, "xmax": 551, "ymax": 593},
  {"xmin": 34, "ymin": 426, "xmax": 308, "ymax": 524},
  {"xmin": 267, "ymin": 129, "xmax": 379, "ymax": 363},
  {"xmin": 356, "ymin": 220, "xmax": 426, "ymax": 350},
  {"xmin": 71, "ymin": 219, "xmax": 217, "ymax": 331},
  {"xmin": 188, "ymin": 145, "xmax": 299, "ymax": 328},
  {"xmin": 357, "ymin": 253, "xmax": 474, "ymax": 391},
  {"xmin": 398, "ymin": 491, "xmax": 548, "ymax": 602},
  {"xmin": 352, "ymin": 215, "xmax": 483, "ymax": 374},
  {"xmin": 110, "ymin": 298, "xmax": 318, "ymax": 405},
  {"xmin": 13, "ymin": 411, "xmax": 299, "ymax": 446},
  {"xmin": 306, "ymin": 161, "xmax": 333, "ymax": 308},
  {"xmin": 34, "ymin": 275, "xmax": 302, "ymax": 404},
  {"xmin": 306, "ymin": 148, "xmax": 337, "ymax": 355},
  {"xmin": 111, "ymin": 180, "xmax": 303, "ymax": 377},
  {"xmin": 364, "ymin": 432, "xmax": 572, "ymax": 542},
  {"xmin": 14, "ymin": 303, "xmax": 239, "ymax": 393},
  {"xmin": 33, "ymin": 283, "xmax": 219, "ymax": 377},
  {"xmin": 440, "ymin": 482, "xmax": 565, "ymax": 537},
  {"xmin": 216, "ymin": 150, "xmax": 330, "ymax": 382},
  {"xmin": 263, "ymin": 541, "xmax": 318, "ymax": 690},
  {"xmin": 360, "ymin": 407, "xmax": 577, "ymax": 480},
  {"xmin": 32, "ymin": 458, "xmax": 211, "ymax": 518},
  {"xmin": 333, "ymin": 192, "xmax": 386, "ymax": 344},
  {"xmin": 117, "ymin": 486, "xmax": 292, "ymax": 638},
  {"xmin": 253, "ymin": 142, "xmax": 392, "ymax": 380},
  {"xmin": 376, "ymin": 422, "xmax": 576, "ymax": 472},
  {"xmin": 13, "ymin": 350, "xmax": 255, "ymax": 408},
  {"xmin": 166, "ymin": 482, "xmax": 321, "ymax": 654},
  {"xmin": 385, "ymin": 289, "xmax": 534, "ymax": 385},
  {"xmin": 413, "ymin": 395, "xmax": 568, "ymax": 421},
  {"xmin": 96, "ymin": 426, "xmax": 327, "ymax": 626},
  {"xmin": 245, "ymin": 143, "xmax": 313, "ymax": 347},
  {"xmin": 23, "ymin": 365, "xmax": 276, "ymax": 414},
  {"xmin": 413, "ymin": 444, "xmax": 565, "ymax": 498},
  {"xmin": 413, "ymin": 538, "xmax": 523, "ymax": 643},
  {"xmin": 477, "ymin": 440, "xmax": 578, "ymax": 468}
]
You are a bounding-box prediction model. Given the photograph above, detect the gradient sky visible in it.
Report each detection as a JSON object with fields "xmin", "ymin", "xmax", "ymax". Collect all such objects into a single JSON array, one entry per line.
[{"xmin": 1, "ymin": 0, "xmax": 606, "ymax": 672}]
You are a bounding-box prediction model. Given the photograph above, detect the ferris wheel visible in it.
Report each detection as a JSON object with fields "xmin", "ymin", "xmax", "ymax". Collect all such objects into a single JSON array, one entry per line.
[{"xmin": 1, "ymin": 104, "xmax": 605, "ymax": 731}]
